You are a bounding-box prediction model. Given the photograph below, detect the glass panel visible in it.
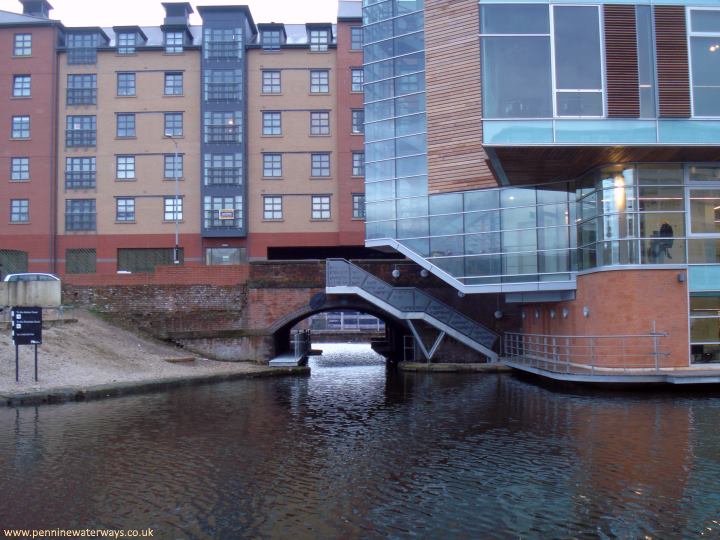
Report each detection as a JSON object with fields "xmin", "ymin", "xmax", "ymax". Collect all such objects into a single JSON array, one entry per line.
[
  {"xmin": 365, "ymin": 179, "xmax": 395, "ymax": 202},
  {"xmin": 689, "ymin": 165, "xmax": 720, "ymax": 182},
  {"xmin": 397, "ymin": 217, "xmax": 428, "ymax": 238},
  {"xmin": 430, "ymin": 214, "xmax": 462, "ymax": 236},
  {"xmin": 556, "ymin": 92, "xmax": 603, "ymax": 117},
  {"xmin": 465, "ymin": 189, "xmax": 499, "ymax": 212},
  {"xmin": 690, "ymin": 189, "xmax": 720, "ymax": 234},
  {"xmin": 690, "ymin": 294, "xmax": 720, "ymax": 315},
  {"xmin": 638, "ymin": 164, "xmax": 683, "ymax": 185},
  {"xmin": 502, "ymin": 253, "xmax": 538, "ymax": 281},
  {"xmin": 465, "ymin": 210, "xmax": 500, "ymax": 235},
  {"xmin": 640, "ymin": 239, "xmax": 686, "ymax": 264},
  {"xmin": 691, "ymin": 344, "xmax": 720, "ymax": 364},
  {"xmin": 465, "ymin": 232, "xmax": 501, "ymax": 255},
  {"xmin": 429, "ymin": 193, "xmax": 462, "ymax": 215},
  {"xmin": 501, "ymin": 188, "xmax": 536, "ymax": 208},
  {"xmin": 480, "ymin": 4, "xmax": 549, "ymax": 35},
  {"xmin": 694, "ymin": 87, "xmax": 720, "ymax": 117},
  {"xmin": 636, "ymin": 6, "xmax": 657, "ymax": 118},
  {"xmin": 396, "ymin": 176, "xmax": 427, "ymax": 197},
  {"xmin": 691, "ymin": 37, "xmax": 720, "ymax": 116},
  {"xmin": 553, "ymin": 6, "xmax": 602, "ymax": 90},
  {"xmin": 481, "ymin": 36, "xmax": 552, "ymax": 118},
  {"xmin": 400, "ymin": 238, "xmax": 429, "ymax": 257},
  {"xmin": 599, "ymin": 240, "xmax": 638, "ymax": 266},
  {"xmin": 638, "ymin": 186, "xmax": 684, "ymax": 211},
  {"xmin": 365, "ymin": 200, "xmax": 395, "ymax": 222},
  {"xmin": 578, "ymin": 218, "xmax": 598, "ymax": 247},
  {"xmin": 465, "ymin": 254, "xmax": 502, "ymax": 278},
  {"xmin": 431, "ymin": 256, "xmax": 464, "ymax": 277},
  {"xmin": 396, "ymin": 196, "xmax": 428, "ymax": 218},
  {"xmin": 691, "ymin": 317, "xmax": 720, "ymax": 342},
  {"xmin": 691, "ymin": 10, "xmax": 720, "ymax": 33},
  {"xmin": 395, "ymin": 113, "xmax": 425, "ymax": 136},
  {"xmin": 689, "ymin": 239, "xmax": 720, "ymax": 263},
  {"xmin": 430, "ymin": 236, "xmax": 464, "ymax": 257}
]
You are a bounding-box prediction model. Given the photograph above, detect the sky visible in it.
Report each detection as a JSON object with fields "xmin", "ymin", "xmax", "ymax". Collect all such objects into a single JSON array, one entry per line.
[{"xmin": 1, "ymin": 0, "xmax": 344, "ymax": 25}]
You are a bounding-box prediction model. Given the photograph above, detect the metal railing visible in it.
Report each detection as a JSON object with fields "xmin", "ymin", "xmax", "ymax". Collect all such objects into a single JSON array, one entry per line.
[
  {"xmin": 326, "ymin": 259, "xmax": 498, "ymax": 353},
  {"xmin": 292, "ymin": 329, "xmax": 311, "ymax": 360},
  {"xmin": 503, "ymin": 331, "xmax": 670, "ymax": 374}
]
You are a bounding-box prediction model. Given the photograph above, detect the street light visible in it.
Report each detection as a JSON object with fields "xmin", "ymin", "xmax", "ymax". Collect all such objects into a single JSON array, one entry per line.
[{"xmin": 164, "ymin": 133, "xmax": 181, "ymax": 264}]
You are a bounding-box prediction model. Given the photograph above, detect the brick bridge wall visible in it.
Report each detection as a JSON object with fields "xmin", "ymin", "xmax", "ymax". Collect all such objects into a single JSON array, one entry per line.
[{"xmin": 62, "ymin": 260, "xmax": 518, "ymax": 363}]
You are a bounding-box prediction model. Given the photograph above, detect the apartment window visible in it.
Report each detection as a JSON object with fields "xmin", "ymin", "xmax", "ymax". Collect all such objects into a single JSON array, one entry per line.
[
  {"xmin": 352, "ymin": 152, "xmax": 365, "ymax": 177},
  {"xmin": 164, "ymin": 197, "xmax": 183, "ymax": 221},
  {"xmin": 204, "ymin": 196, "xmax": 243, "ymax": 229},
  {"xmin": 204, "ymin": 28, "xmax": 242, "ymax": 60},
  {"xmin": 164, "ymin": 112, "xmax": 183, "ymax": 137},
  {"xmin": 312, "ymin": 195, "xmax": 331, "ymax": 219},
  {"xmin": 205, "ymin": 69, "xmax": 242, "ymax": 102},
  {"xmin": 65, "ymin": 199, "xmax": 96, "ymax": 231},
  {"xmin": 116, "ymin": 155, "xmax": 135, "ymax": 179},
  {"xmin": 311, "ymin": 153, "xmax": 330, "ymax": 177},
  {"xmin": 12, "ymin": 75, "xmax": 31, "ymax": 97},
  {"xmin": 117, "ymin": 113, "xmax": 136, "ymax": 137},
  {"xmin": 11, "ymin": 116, "xmax": 30, "ymax": 139},
  {"xmin": 10, "ymin": 200, "xmax": 29, "ymax": 223},
  {"xmin": 67, "ymin": 33, "xmax": 97, "ymax": 65},
  {"xmin": 164, "ymin": 72, "xmax": 183, "ymax": 96},
  {"xmin": 262, "ymin": 111, "xmax": 281, "ymax": 136},
  {"xmin": 67, "ymin": 74, "xmax": 97, "ymax": 105},
  {"xmin": 13, "ymin": 34, "xmax": 31, "ymax": 56},
  {"xmin": 309, "ymin": 29, "xmax": 330, "ymax": 52},
  {"xmin": 310, "ymin": 111, "xmax": 330, "ymax": 135},
  {"xmin": 65, "ymin": 157, "xmax": 96, "ymax": 189},
  {"xmin": 351, "ymin": 68, "xmax": 363, "ymax": 92},
  {"xmin": 262, "ymin": 70, "xmax": 281, "ymax": 94},
  {"xmin": 116, "ymin": 197, "xmax": 135, "ymax": 222},
  {"xmin": 117, "ymin": 32, "xmax": 136, "ymax": 55},
  {"xmin": 310, "ymin": 70, "xmax": 330, "ymax": 93},
  {"xmin": 263, "ymin": 196, "xmax": 283, "ymax": 220},
  {"xmin": 117, "ymin": 73, "xmax": 136, "ymax": 96},
  {"xmin": 11, "ymin": 158, "xmax": 29, "ymax": 181},
  {"xmin": 165, "ymin": 31, "xmax": 184, "ymax": 53},
  {"xmin": 204, "ymin": 111, "xmax": 241, "ymax": 143},
  {"xmin": 66, "ymin": 115, "xmax": 96, "ymax": 147},
  {"xmin": 352, "ymin": 193, "xmax": 366, "ymax": 219},
  {"xmin": 263, "ymin": 154, "xmax": 282, "ymax": 177},
  {"xmin": 689, "ymin": 9, "xmax": 720, "ymax": 116},
  {"xmin": 261, "ymin": 30, "xmax": 282, "ymax": 50},
  {"xmin": 204, "ymin": 153, "xmax": 242, "ymax": 186},
  {"xmin": 164, "ymin": 154, "xmax": 183, "ymax": 179},
  {"xmin": 350, "ymin": 27, "xmax": 363, "ymax": 51},
  {"xmin": 351, "ymin": 109, "xmax": 364, "ymax": 134}
]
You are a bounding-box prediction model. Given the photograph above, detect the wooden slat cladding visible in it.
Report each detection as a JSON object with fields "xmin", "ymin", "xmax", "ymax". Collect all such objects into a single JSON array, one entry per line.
[
  {"xmin": 424, "ymin": 0, "xmax": 498, "ymax": 194},
  {"xmin": 655, "ymin": 6, "xmax": 691, "ymax": 118},
  {"xmin": 604, "ymin": 5, "xmax": 640, "ymax": 118}
]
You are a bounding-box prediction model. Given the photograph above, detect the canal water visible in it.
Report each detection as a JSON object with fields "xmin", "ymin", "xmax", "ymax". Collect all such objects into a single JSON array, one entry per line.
[{"xmin": 1, "ymin": 343, "xmax": 720, "ymax": 539}]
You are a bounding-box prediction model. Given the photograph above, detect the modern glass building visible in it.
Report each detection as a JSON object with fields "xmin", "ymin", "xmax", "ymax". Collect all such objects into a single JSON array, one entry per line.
[{"xmin": 362, "ymin": 0, "xmax": 720, "ymax": 367}]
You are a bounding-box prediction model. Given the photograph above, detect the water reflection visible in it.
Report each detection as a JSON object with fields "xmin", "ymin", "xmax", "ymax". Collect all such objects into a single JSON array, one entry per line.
[{"xmin": 0, "ymin": 344, "xmax": 719, "ymax": 538}]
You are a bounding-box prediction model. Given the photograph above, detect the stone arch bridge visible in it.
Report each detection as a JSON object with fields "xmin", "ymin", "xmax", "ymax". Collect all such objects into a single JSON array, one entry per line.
[{"xmin": 63, "ymin": 260, "xmax": 513, "ymax": 364}]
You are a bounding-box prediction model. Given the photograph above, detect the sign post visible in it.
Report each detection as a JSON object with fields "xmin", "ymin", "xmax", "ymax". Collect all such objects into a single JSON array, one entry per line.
[{"xmin": 10, "ymin": 306, "xmax": 43, "ymax": 382}]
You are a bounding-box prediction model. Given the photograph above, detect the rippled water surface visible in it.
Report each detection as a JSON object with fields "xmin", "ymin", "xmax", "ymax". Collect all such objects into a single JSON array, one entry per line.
[{"xmin": 2, "ymin": 343, "xmax": 720, "ymax": 539}]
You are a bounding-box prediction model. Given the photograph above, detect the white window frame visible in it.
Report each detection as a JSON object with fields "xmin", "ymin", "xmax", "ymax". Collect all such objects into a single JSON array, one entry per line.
[
  {"xmin": 687, "ymin": 6, "xmax": 720, "ymax": 118},
  {"xmin": 263, "ymin": 196, "xmax": 283, "ymax": 220}
]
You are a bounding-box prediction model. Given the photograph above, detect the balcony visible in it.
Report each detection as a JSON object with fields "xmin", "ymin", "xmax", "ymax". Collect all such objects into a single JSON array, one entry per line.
[
  {"xmin": 205, "ymin": 167, "xmax": 242, "ymax": 186},
  {"xmin": 65, "ymin": 129, "xmax": 96, "ymax": 148},
  {"xmin": 67, "ymin": 47, "xmax": 97, "ymax": 65},
  {"xmin": 206, "ymin": 41, "xmax": 241, "ymax": 60},
  {"xmin": 204, "ymin": 210, "xmax": 241, "ymax": 229},
  {"xmin": 66, "ymin": 88, "xmax": 97, "ymax": 106},
  {"xmin": 65, "ymin": 213, "xmax": 96, "ymax": 232},
  {"xmin": 205, "ymin": 125, "xmax": 241, "ymax": 144},
  {"xmin": 205, "ymin": 83, "xmax": 241, "ymax": 103},
  {"xmin": 65, "ymin": 171, "xmax": 96, "ymax": 189}
]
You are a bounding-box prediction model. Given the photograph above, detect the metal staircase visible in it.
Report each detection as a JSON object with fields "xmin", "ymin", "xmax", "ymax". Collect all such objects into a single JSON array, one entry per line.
[{"xmin": 326, "ymin": 259, "xmax": 499, "ymax": 362}]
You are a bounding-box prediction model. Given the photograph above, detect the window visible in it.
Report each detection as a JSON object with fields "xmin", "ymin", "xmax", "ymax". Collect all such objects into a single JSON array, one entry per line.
[
  {"xmin": 117, "ymin": 113, "xmax": 136, "ymax": 137},
  {"xmin": 116, "ymin": 155, "xmax": 135, "ymax": 179},
  {"xmin": 352, "ymin": 152, "xmax": 365, "ymax": 176},
  {"xmin": 263, "ymin": 154, "xmax": 282, "ymax": 177},
  {"xmin": 65, "ymin": 199, "xmax": 96, "ymax": 231},
  {"xmin": 204, "ymin": 153, "xmax": 242, "ymax": 185},
  {"xmin": 164, "ymin": 154, "xmax": 183, "ymax": 179},
  {"xmin": 165, "ymin": 31, "xmax": 184, "ymax": 53},
  {"xmin": 351, "ymin": 68, "xmax": 363, "ymax": 92},
  {"xmin": 205, "ymin": 70, "xmax": 242, "ymax": 102},
  {"xmin": 66, "ymin": 115, "xmax": 96, "ymax": 147},
  {"xmin": 204, "ymin": 28, "xmax": 242, "ymax": 60},
  {"xmin": 310, "ymin": 111, "xmax": 330, "ymax": 135},
  {"xmin": 11, "ymin": 158, "xmax": 29, "ymax": 181},
  {"xmin": 262, "ymin": 70, "xmax": 281, "ymax": 94},
  {"xmin": 311, "ymin": 153, "xmax": 330, "ymax": 177},
  {"xmin": 263, "ymin": 196, "xmax": 283, "ymax": 220},
  {"xmin": 204, "ymin": 111, "xmax": 241, "ymax": 143},
  {"xmin": 204, "ymin": 196, "xmax": 243, "ymax": 229},
  {"xmin": 205, "ymin": 247, "xmax": 245, "ymax": 265},
  {"xmin": 67, "ymin": 33, "xmax": 97, "ymax": 65},
  {"xmin": 689, "ymin": 9, "xmax": 720, "ymax": 116},
  {"xmin": 350, "ymin": 27, "xmax": 363, "ymax": 51},
  {"xmin": 352, "ymin": 193, "xmax": 366, "ymax": 219},
  {"xmin": 309, "ymin": 29, "xmax": 330, "ymax": 52},
  {"xmin": 262, "ymin": 30, "xmax": 282, "ymax": 50},
  {"xmin": 66, "ymin": 249, "xmax": 96, "ymax": 274},
  {"xmin": 12, "ymin": 75, "xmax": 31, "ymax": 97},
  {"xmin": 11, "ymin": 116, "xmax": 30, "ymax": 139},
  {"xmin": 312, "ymin": 195, "xmax": 331, "ymax": 219},
  {"xmin": 351, "ymin": 109, "xmax": 364, "ymax": 133},
  {"xmin": 118, "ymin": 248, "xmax": 183, "ymax": 272},
  {"xmin": 10, "ymin": 200, "xmax": 29, "ymax": 223},
  {"xmin": 164, "ymin": 197, "xmax": 183, "ymax": 221},
  {"xmin": 67, "ymin": 74, "xmax": 97, "ymax": 105},
  {"xmin": 636, "ymin": 6, "xmax": 656, "ymax": 118},
  {"xmin": 116, "ymin": 198, "xmax": 135, "ymax": 222},
  {"xmin": 117, "ymin": 32, "xmax": 136, "ymax": 55},
  {"xmin": 13, "ymin": 34, "xmax": 31, "ymax": 56},
  {"xmin": 164, "ymin": 112, "xmax": 183, "ymax": 137},
  {"xmin": 263, "ymin": 111, "xmax": 281, "ymax": 135},
  {"xmin": 310, "ymin": 70, "xmax": 330, "ymax": 93},
  {"xmin": 65, "ymin": 157, "xmax": 96, "ymax": 189},
  {"xmin": 164, "ymin": 72, "xmax": 183, "ymax": 96},
  {"xmin": 117, "ymin": 72, "xmax": 136, "ymax": 96}
]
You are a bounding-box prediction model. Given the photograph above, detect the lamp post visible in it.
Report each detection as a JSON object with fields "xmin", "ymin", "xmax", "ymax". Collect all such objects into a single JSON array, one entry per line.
[{"xmin": 165, "ymin": 133, "xmax": 181, "ymax": 264}]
